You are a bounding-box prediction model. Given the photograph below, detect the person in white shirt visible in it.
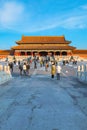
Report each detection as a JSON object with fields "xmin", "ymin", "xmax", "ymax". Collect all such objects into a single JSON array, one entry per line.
[{"xmin": 56, "ymin": 64, "xmax": 61, "ymax": 80}]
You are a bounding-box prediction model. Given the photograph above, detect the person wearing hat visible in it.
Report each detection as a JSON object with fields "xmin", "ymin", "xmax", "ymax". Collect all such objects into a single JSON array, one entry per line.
[{"xmin": 51, "ymin": 62, "xmax": 56, "ymax": 78}]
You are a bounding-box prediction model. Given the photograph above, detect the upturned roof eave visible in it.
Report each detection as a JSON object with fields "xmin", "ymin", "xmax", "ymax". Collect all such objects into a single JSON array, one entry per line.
[
  {"xmin": 16, "ymin": 41, "xmax": 70, "ymax": 44},
  {"xmin": 12, "ymin": 45, "xmax": 76, "ymax": 50}
]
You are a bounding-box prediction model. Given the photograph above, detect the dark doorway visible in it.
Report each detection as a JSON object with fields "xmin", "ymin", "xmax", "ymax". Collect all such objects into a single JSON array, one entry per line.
[
  {"xmin": 27, "ymin": 52, "xmax": 31, "ymax": 55},
  {"xmin": 39, "ymin": 51, "xmax": 48, "ymax": 56},
  {"xmin": 56, "ymin": 51, "xmax": 60, "ymax": 55},
  {"xmin": 21, "ymin": 52, "xmax": 25, "ymax": 55},
  {"xmin": 62, "ymin": 51, "xmax": 67, "ymax": 56}
]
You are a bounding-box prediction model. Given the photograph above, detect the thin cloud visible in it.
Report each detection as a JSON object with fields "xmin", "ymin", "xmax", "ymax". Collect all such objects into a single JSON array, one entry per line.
[
  {"xmin": 17, "ymin": 15, "xmax": 87, "ymax": 32},
  {"xmin": 0, "ymin": 1, "xmax": 24, "ymax": 28},
  {"xmin": 80, "ymin": 4, "xmax": 87, "ymax": 10},
  {"xmin": 61, "ymin": 15, "xmax": 87, "ymax": 29},
  {"xmin": 0, "ymin": 1, "xmax": 87, "ymax": 33}
]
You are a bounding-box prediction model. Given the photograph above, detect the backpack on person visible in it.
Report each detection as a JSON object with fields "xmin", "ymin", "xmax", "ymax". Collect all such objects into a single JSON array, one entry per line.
[
  {"xmin": 19, "ymin": 64, "xmax": 23, "ymax": 70},
  {"xmin": 26, "ymin": 64, "xmax": 30, "ymax": 70}
]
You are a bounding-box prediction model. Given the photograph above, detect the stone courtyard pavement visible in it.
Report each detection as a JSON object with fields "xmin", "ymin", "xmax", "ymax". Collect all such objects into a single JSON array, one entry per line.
[{"xmin": 0, "ymin": 63, "xmax": 87, "ymax": 130}]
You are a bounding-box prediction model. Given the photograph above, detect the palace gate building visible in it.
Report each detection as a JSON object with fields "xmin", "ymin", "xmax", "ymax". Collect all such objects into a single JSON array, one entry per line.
[{"xmin": 11, "ymin": 35, "xmax": 76, "ymax": 56}]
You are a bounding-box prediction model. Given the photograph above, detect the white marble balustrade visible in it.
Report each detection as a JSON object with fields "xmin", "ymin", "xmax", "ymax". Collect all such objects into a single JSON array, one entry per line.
[
  {"xmin": 0, "ymin": 65, "xmax": 12, "ymax": 85},
  {"xmin": 77, "ymin": 64, "xmax": 87, "ymax": 83}
]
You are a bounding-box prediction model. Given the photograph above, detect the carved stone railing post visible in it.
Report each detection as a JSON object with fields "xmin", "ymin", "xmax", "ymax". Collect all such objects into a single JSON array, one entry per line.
[
  {"xmin": 0, "ymin": 64, "xmax": 12, "ymax": 85},
  {"xmin": 77, "ymin": 64, "xmax": 87, "ymax": 83}
]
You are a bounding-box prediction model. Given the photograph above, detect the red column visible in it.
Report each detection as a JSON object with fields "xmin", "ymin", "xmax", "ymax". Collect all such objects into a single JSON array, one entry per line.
[
  {"xmin": 18, "ymin": 52, "xmax": 20, "ymax": 56},
  {"xmin": 31, "ymin": 52, "xmax": 33, "ymax": 56},
  {"xmin": 25, "ymin": 52, "xmax": 27, "ymax": 56},
  {"xmin": 60, "ymin": 51, "xmax": 62, "ymax": 57},
  {"xmin": 54, "ymin": 52, "xmax": 56, "ymax": 56}
]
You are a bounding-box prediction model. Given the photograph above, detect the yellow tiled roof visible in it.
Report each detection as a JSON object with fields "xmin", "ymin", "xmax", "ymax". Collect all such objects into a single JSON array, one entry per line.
[{"xmin": 16, "ymin": 36, "xmax": 71, "ymax": 44}]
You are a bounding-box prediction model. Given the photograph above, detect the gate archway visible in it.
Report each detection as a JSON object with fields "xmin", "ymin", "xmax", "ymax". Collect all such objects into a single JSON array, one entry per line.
[
  {"xmin": 62, "ymin": 51, "xmax": 67, "ymax": 56},
  {"xmin": 55, "ymin": 51, "xmax": 60, "ymax": 55},
  {"xmin": 27, "ymin": 52, "xmax": 31, "ymax": 55},
  {"xmin": 39, "ymin": 51, "xmax": 48, "ymax": 56},
  {"xmin": 21, "ymin": 52, "xmax": 25, "ymax": 55}
]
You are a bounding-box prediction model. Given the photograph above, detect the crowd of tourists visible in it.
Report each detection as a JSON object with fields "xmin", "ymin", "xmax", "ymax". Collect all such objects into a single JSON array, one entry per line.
[
  {"xmin": 7, "ymin": 55, "xmax": 77, "ymax": 80},
  {"xmin": 8, "ymin": 60, "xmax": 30, "ymax": 76}
]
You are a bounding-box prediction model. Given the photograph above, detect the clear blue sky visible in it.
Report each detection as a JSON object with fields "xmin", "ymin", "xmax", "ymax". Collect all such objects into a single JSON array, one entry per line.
[{"xmin": 0, "ymin": 0, "xmax": 87, "ymax": 50}]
